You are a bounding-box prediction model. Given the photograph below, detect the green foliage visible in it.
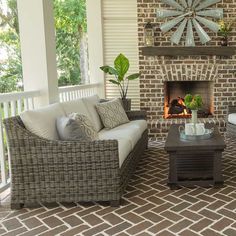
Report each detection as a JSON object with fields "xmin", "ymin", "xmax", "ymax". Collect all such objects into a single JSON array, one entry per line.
[
  {"xmin": 184, "ymin": 94, "xmax": 203, "ymax": 110},
  {"xmin": 100, "ymin": 53, "xmax": 141, "ymax": 99},
  {"xmin": 54, "ymin": 0, "xmax": 87, "ymax": 86},
  {"xmin": 0, "ymin": 54, "xmax": 22, "ymax": 92},
  {"xmin": 0, "ymin": 0, "xmax": 22, "ymax": 93},
  {"xmin": 114, "ymin": 53, "xmax": 129, "ymax": 81},
  {"xmin": 0, "ymin": 0, "xmax": 87, "ymax": 92}
]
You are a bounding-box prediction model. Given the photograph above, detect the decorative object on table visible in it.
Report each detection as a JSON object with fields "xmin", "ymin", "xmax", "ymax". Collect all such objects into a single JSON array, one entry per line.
[
  {"xmin": 218, "ymin": 18, "xmax": 233, "ymax": 46},
  {"xmin": 184, "ymin": 123, "xmax": 205, "ymax": 135},
  {"xmin": 179, "ymin": 123, "xmax": 214, "ymax": 141},
  {"xmin": 144, "ymin": 22, "xmax": 155, "ymax": 46},
  {"xmin": 156, "ymin": 0, "xmax": 223, "ymax": 46},
  {"xmin": 179, "ymin": 124, "xmax": 214, "ymax": 140},
  {"xmin": 100, "ymin": 53, "xmax": 141, "ymax": 111},
  {"xmin": 184, "ymin": 94, "xmax": 203, "ymax": 134}
]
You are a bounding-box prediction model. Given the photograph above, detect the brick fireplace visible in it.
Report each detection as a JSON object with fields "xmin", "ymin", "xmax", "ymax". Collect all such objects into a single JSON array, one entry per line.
[
  {"xmin": 164, "ymin": 80, "xmax": 214, "ymax": 119},
  {"xmin": 137, "ymin": 0, "xmax": 236, "ymax": 139}
]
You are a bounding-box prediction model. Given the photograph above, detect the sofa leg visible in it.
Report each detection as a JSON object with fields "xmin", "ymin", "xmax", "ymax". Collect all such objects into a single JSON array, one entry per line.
[
  {"xmin": 11, "ymin": 203, "xmax": 24, "ymax": 210},
  {"xmin": 110, "ymin": 200, "xmax": 120, "ymax": 207}
]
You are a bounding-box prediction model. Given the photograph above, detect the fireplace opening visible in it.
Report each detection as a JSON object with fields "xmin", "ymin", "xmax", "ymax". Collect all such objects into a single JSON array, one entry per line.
[{"xmin": 164, "ymin": 81, "xmax": 214, "ymax": 119}]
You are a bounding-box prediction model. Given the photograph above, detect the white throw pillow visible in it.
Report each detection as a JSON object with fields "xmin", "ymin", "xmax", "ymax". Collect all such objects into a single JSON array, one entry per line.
[
  {"xmin": 82, "ymin": 95, "xmax": 103, "ymax": 132},
  {"xmin": 20, "ymin": 103, "xmax": 65, "ymax": 140}
]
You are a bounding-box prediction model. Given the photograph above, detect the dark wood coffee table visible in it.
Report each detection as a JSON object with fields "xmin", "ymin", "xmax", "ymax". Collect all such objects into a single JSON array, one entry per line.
[{"xmin": 164, "ymin": 124, "xmax": 226, "ymax": 189}]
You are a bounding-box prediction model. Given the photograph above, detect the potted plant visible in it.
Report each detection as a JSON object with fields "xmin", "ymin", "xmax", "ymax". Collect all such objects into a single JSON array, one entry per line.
[
  {"xmin": 184, "ymin": 94, "xmax": 203, "ymax": 125},
  {"xmin": 218, "ymin": 19, "xmax": 233, "ymax": 46},
  {"xmin": 100, "ymin": 53, "xmax": 140, "ymax": 111}
]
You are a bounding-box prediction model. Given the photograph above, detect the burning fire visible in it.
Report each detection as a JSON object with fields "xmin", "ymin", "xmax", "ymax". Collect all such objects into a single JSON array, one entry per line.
[
  {"xmin": 177, "ymin": 97, "xmax": 188, "ymax": 115},
  {"xmin": 164, "ymin": 96, "xmax": 190, "ymax": 119}
]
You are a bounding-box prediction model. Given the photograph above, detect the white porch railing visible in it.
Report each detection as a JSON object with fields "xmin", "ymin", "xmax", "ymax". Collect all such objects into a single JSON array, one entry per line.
[
  {"xmin": 0, "ymin": 90, "xmax": 41, "ymax": 191},
  {"xmin": 59, "ymin": 83, "xmax": 100, "ymax": 102},
  {"xmin": 0, "ymin": 83, "xmax": 100, "ymax": 192}
]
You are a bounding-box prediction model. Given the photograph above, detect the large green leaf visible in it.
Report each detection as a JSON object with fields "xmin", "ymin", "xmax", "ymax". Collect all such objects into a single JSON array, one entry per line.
[
  {"xmin": 109, "ymin": 79, "xmax": 120, "ymax": 86},
  {"xmin": 127, "ymin": 73, "xmax": 141, "ymax": 80},
  {"xmin": 184, "ymin": 94, "xmax": 203, "ymax": 110},
  {"xmin": 114, "ymin": 53, "xmax": 129, "ymax": 81},
  {"xmin": 100, "ymin": 66, "xmax": 118, "ymax": 76}
]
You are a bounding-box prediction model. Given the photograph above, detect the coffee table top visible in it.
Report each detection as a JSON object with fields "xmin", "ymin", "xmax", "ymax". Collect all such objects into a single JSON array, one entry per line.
[{"xmin": 165, "ymin": 124, "xmax": 226, "ymax": 152}]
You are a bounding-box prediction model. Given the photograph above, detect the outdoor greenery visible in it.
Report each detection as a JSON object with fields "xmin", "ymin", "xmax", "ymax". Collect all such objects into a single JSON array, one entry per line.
[
  {"xmin": 0, "ymin": 0, "xmax": 87, "ymax": 93},
  {"xmin": 54, "ymin": 0, "xmax": 87, "ymax": 86},
  {"xmin": 0, "ymin": 0, "xmax": 21, "ymax": 93},
  {"xmin": 100, "ymin": 53, "xmax": 140, "ymax": 99}
]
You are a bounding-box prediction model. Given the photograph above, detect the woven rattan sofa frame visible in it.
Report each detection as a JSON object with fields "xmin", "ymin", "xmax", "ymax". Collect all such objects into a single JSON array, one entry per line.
[
  {"xmin": 4, "ymin": 111, "xmax": 148, "ymax": 209},
  {"xmin": 227, "ymin": 106, "xmax": 236, "ymax": 137}
]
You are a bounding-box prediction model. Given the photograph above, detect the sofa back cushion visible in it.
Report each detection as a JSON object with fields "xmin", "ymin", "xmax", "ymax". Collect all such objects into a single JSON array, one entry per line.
[
  {"xmin": 20, "ymin": 103, "xmax": 65, "ymax": 140},
  {"xmin": 57, "ymin": 113, "xmax": 98, "ymax": 141},
  {"xmin": 61, "ymin": 98, "xmax": 90, "ymax": 117},
  {"xmin": 82, "ymin": 95, "xmax": 103, "ymax": 132}
]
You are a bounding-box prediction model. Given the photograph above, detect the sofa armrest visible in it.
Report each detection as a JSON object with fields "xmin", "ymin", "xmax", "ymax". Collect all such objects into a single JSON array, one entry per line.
[
  {"xmin": 228, "ymin": 106, "xmax": 236, "ymax": 115},
  {"xmin": 4, "ymin": 117, "xmax": 120, "ymax": 187},
  {"xmin": 126, "ymin": 110, "xmax": 147, "ymax": 120}
]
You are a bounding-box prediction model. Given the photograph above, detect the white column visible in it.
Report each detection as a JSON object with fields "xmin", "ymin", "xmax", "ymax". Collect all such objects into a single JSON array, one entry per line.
[
  {"xmin": 17, "ymin": 0, "xmax": 59, "ymax": 107},
  {"xmin": 86, "ymin": 0, "xmax": 105, "ymax": 98}
]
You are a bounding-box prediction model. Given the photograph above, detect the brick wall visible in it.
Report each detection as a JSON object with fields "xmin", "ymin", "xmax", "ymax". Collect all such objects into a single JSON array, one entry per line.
[{"xmin": 137, "ymin": 0, "xmax": 236, "ymax": 138}]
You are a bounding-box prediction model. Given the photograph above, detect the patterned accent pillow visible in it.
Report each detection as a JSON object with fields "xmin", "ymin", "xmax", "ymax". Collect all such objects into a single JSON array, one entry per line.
[
  {"xmin": 96, "ymin": 98, "xmax": 130, "ymax": 129},
  {"xmin": 56, "ymin": 113, "xmax": 98, "ymax": 141}
]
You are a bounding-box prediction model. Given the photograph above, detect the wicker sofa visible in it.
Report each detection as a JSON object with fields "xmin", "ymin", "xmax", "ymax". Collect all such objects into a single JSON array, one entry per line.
[
  {"xmin": 227, "ymin": 105, "xmax": 236, "ymax": 137},
  {"xmin": 4, "ymin": 96, "xmax": 148, "ymax": 209}
]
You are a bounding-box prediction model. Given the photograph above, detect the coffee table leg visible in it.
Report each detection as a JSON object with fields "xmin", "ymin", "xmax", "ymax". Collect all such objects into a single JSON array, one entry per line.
[
  {"xmin": 213, "ymin": 151, "xmax": 224, "ymax": 188},
  {"xmin": 168, "ymin": 152, "xmax": 179, "ymax": 190}
]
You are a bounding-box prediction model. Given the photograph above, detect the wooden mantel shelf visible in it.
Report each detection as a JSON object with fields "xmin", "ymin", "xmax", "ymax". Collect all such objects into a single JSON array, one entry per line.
[{"xmin": 141, "ymin": 46, "xmax": 236, "ymax": 56}]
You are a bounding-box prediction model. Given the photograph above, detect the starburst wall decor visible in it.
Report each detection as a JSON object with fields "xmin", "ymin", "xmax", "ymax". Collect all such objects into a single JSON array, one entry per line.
[{"xmin": 157, "ymin": 0, "xmax": 224, "ymax": 46}]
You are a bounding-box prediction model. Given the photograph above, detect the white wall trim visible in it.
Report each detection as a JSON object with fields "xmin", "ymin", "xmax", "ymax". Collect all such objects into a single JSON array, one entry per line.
[{"xmin": 86, "ymin": 0, "xmax": 105, "ymax": 98}]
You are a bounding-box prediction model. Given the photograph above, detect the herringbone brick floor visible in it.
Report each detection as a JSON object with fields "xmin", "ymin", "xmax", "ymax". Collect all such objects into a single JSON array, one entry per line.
[{"xmin": 0, "ymin": 138, "xmax": 236, "ymax": 236}]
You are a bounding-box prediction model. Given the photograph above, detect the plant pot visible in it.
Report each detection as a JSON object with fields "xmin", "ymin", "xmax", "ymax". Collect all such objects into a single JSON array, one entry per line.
[
  {"xmin": 121, "ymin": 98, "xmax": 131, "ymax": 111},
  {"xmin": 220, "ymin": 37, "xmax": 228, "ymax": 46}
]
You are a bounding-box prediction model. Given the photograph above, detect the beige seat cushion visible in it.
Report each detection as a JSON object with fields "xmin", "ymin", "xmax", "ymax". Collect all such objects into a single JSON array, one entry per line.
[
  {"xmin": 82, "ymin": 95, "xmax": 103, "ymax": 132},
  {"xmin": 117, "ymin": 138, "xmax": 132, "ymax": 167},
  {"xmin": 20, "ymin": 103, "xmax": 65, "ymax": 140},
  {"xmin": 99, "ymin": 120, "xmax": 147, "ymax": 166},
  {"xmin": 123, "ymin": 119, "xmax": 147, "ymax": 135},
  {"xmin": 99, "ymin": 120, "xmax": 147, "ymax": 149}
]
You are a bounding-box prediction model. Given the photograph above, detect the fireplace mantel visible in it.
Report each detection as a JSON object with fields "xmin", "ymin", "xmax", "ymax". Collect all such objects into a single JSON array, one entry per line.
[{"xmin": 141, "ymin": 46, "xmax": 236, "ymax": 57}]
